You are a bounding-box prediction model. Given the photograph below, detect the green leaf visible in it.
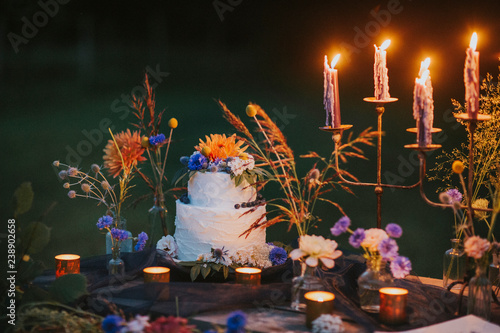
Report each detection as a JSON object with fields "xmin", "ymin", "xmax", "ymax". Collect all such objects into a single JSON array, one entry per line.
[
  {"xmin": 190, "ymin": 265, "xmax": 201, "ymax": 281},
  {"xmin": 201, "ymin": 265, "xmax": 211, "ymax": 279},
  {"xmin": 234, "ymin": 175, "xmax": 244, "ymax": 187},
  {"xmin": 49, "ymin": 274, "xmax": 88, "ymax": 304},
  {"xmin": 13, "ymin": 182, "xmax": 34, "ymax": 217},
  {"xmin": 223, "ymin": 265, "xmax": 229, "ymax": 279},
  {"xmin": 23, "ymin": 222, "xmax": 51, "ymax": 254}
]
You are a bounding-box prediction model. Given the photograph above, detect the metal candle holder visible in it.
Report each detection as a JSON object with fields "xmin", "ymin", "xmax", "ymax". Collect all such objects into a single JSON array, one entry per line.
[{"xmin": 324, "ymin": 97, "xmax": 493, "ymax": 229}]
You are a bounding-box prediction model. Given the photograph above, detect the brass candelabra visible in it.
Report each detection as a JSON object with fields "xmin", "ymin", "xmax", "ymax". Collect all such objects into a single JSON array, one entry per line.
[{"xmin": 322, "ymin": 97, "xmax": 493, "ymax": 229}]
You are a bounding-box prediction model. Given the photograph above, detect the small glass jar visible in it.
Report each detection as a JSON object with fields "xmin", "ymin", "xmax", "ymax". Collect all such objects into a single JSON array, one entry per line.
[
  {"xmin": 291, "ymin": 261, "xmax": 325, "ymax": 311},
  {"xmin": 106, "ymin": 216, "xmax": 132, "ymax": 254},
  {"xmin": 468, "ymin": 265, "xmax": 492, "ymax": 320},
  {"xmin": 358, "ymin": 259, "xmax": 393, "ymax": 313},
  {"xmin": 108, "ymin": 246, "xmax": 125, "ymax": 276},
  {"xmin": 443, "ymin": 238, "xmax": 466, "ymax": 289}
]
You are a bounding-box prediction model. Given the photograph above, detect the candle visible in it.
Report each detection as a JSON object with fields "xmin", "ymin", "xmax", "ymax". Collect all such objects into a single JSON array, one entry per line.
[
  {"xmin": 379, "ymin": 287, "xmax": 408, "ymax": 325},
  {"xmin": 413, "ymin": 57, "xmax": 434, "ymax": 147},
  {"xmin": 55, "ymin": 254, "xmax": 80, "ymax": 278},
  {"xmin": 143, "ymin": 267, "xmax": 170, "ymax": 283},
  {"xmin": 374, "ymin": 39, "xmax": 391, "ymax": 101},
  {"xmin": 235, "ymin": 267, "xmax": 261, "ymax": 285},
  {"xmin": 464, "ymin": 32, "xmax": 479, "ymax": 118},
  {"xmin": 323, "ymin": 54, "xmax": 341, "ymax": 128},
  {"xmin": 304, "ymin": 291, "xmax": 335, "ymax": 328}
]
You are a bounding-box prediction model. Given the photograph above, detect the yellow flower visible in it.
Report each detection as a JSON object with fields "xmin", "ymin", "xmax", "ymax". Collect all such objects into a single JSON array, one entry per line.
[
  {"xmin": 452, "ymin": 160, "xmax": 465, "ymax": 174},
  {"xmin": 289, "ymin": 235, "xmax": 342, "ymax": 268},
  {"xmin": 472, "ymin": 198, "xmax": 490, "ymax": 220},
  {"xmin": 103, "ymin": 129, "xmax": 146, "ymax": 178},
  {"xmin": 168, "ymin": 118, "xmax": 178, "ymax": 129},
  {"xmin": 246, "ymin": 104, "xmax": 257, "ymax": 117},
  {"xmin": 195, "ymin": 134, "xmax": 247, "ymax": 161}
]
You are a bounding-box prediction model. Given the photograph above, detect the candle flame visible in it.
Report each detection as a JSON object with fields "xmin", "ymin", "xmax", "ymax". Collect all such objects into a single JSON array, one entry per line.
[
  {"xmin": 469, "ymin": 32, "xmax": 478, "ymax": 50},
  {"xmin": 380, "ymin": 39, "xmax": 391, "ymax": 51},
  {"xmin": 318, "ymin": 298, "xmax": 324, "ymax": 302},
  {"xmin": 419, "ymin": 57, "xmax": 431, "ymax": 77},
  {"xmin": 331, "ymin": 54, "xmax": 341, "ymax": 69}
]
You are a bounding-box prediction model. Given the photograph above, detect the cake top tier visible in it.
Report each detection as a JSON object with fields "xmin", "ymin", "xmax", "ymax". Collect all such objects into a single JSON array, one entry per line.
[{"xmin": 188, "ymin": 172, "xmax": 256, "ymax": 209}]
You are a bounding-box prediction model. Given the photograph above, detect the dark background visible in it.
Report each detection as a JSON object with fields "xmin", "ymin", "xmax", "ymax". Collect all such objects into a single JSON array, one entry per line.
[{"xmin": 2, "ymin": 0, "xmax": 500, "ymax": 278}]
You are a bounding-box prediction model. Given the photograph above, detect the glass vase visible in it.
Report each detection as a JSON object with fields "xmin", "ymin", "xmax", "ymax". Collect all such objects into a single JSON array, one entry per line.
[
  {"xmin": 106, "ymin": 216, "xmax": 132, "ymax": 254},
  {"xmin": 443, "ymin": 238, "xmax": 466, "ymax": 289},
  {"xmin": 489, "ymin": 249, "xmax": 500, "ymax": 288},
  {"xmin": 108, "ymin": 246, "xmax": 125, "ymax": 276},
  {"xmin": 291, "ymin": 261, "xmax": 325, "ymax": 311},
  {"xmin": 467, "ymin": 266, "xmax": 492, "ymax": 320},
  {"xmin": 148, "ymin": 196, "xmax": 167, "ymax": 248},
  {"xmin": 357, "ymin": 259, "xmax": 393, "ymax": 313}
]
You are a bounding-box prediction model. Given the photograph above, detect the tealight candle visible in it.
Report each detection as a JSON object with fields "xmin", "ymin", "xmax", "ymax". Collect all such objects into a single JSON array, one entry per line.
[
  {"xmin": 143, "ymin": 267, "xmax": 170, "ymax": 283},
  {"xmin": 379, "ymin": 287, "xmax": 408, "ymax": 325},
  {"xmin": 55, "ymin": 254, "xmax": 80, "ymax": 278},
  {"xmin": 304, "ymin": 291, "xmax": 335, "ymax": 328},
  {"xmin": 235, "ymin": 267, "xmax": 261, "ymax": 285}
]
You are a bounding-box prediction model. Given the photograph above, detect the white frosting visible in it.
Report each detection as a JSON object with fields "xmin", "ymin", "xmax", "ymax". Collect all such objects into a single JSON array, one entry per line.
[
  {"xmin": 188, "ymin": 171, "xmax": 256, "ymax": 209},
  {"xmin": 174, "ymin": 172, "xmax": 266, "ymax": 262}
]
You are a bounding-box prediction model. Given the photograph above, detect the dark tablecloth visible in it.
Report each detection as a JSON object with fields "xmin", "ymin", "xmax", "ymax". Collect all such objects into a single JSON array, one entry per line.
[{"xmin": 34, "ymin": 249, "xmax": 499, "ymax": 332}]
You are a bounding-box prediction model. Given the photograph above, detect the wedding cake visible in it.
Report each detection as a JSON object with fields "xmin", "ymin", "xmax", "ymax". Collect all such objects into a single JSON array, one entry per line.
[{"xmin": 172, "ymin": 134, "xmax": 267, "ymax": 262}]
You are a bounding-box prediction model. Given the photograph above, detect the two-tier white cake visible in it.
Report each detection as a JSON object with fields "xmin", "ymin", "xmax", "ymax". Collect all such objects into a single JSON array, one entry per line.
[{"xmin": 173, "ymin": 171, "xmax": 267, "ymax": 261}]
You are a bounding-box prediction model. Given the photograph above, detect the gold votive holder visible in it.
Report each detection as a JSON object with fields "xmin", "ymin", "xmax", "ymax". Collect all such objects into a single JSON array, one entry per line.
[
  {"xmin": 143, "ymin": 267, "xmax": 170, "ymax": 283},
  {"xmin": 379, "ymin": 287, "xmax": 408, "ymax": 325},
  {"xmin": 305, "ymin": 291, "xmax": 335, "ymax": 328},
  {"xmin": 235, "ymin": 267, "xmax": 261, "ymax": 285},
  {"xmin": 55, "ymin": 254, "xmax": 80, "ymax": 278}
]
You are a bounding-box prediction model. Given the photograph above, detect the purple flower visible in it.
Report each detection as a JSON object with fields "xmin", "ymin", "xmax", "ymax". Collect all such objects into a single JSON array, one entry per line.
[
  {"xmin": 101, "ymin": 315, "xmax": 124, "ymax": 333},
  {"xmin": 96, "ymin": 215, "xmax": 114, "ymax": 229},
  {"xmin": 110, "ymin": 228, "xmax": 129, "ymax": 241},
  {"xmin": 134, "ymin": 232, "xmax": 148, "ymax": 252},
  {"xmin": 349, "ymin": 228, "xmax": 365, "ymax": 248},
  {"xmin": 390, "ymin": 256, "xmax": 412, "ymax": 279},
  {"xmin": 385, "ymin": 223, "xmax": 402, "ymax": 238},
  {"xmin": 149, "ymin": 133, "xmax": 166, "ymax": 146},
  {"xmin": 269, "ymin": 246, "xmax": 287, "ymax": 265},
  {"xmin": 188, "ymin": 151, "xmax": 208, "ymax": 171},
  {"xmin": 446, "ymin": 189, "xmax": 463, "ymax": 203},
  {"xmin": 378, "ymin": 238, "xmax": 399, "ymax": 260},
  {"xmin": 330, "ymin": 216, "xmax": 351, "ymax": 236},
  {"xmin": 226, "ymin": 310, "xmax": 246, "ymax": 333}
]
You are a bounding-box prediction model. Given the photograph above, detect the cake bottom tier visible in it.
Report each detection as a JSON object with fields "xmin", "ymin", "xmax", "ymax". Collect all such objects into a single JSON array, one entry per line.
[{"xmin": 173, "ymin": 200, "xmax": 267, "ymax": 261}]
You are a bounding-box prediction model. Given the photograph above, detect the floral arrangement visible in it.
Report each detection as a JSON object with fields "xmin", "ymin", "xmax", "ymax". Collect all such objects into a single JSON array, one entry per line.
[
  {"xmin": 311, "ymin": 314, "xmax": 344, "ymax": 333},
  {"xmin": 101, "ymin": 310, "xmax": 247, "ymax": 333},
  {"xmin": 179, "ymin": 242, "xmax": 289, "ymax": 281},
  {"xmin": 289, "ymin": 235, "xmax": 342, "ymax": 269},
  {"xmin": 330, "ymin": 217, "xmax": 412, "ymax": 278},
  {"xmin": 439, "ymin": 160, "xmax": 499, "ymax": 272},
  {"xmin": 218, "ymin": 101, "xmax": 377, "ymax": 237},
  {"xmin": 174, "ymin": 133, "xmax": 265, "ymax": 190}
]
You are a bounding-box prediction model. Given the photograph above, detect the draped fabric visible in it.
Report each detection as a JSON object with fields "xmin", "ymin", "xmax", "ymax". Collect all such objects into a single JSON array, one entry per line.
[{"xmin": 34, "ymin": 249, "xmax": 499, "ymax": 331}]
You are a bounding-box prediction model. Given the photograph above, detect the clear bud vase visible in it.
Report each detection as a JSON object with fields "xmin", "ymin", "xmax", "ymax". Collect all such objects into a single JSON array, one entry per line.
[
  {"xmin": 291, "ymin": 261, "xmax": 325, "ymax": 311},
  {"xmin": 357, "ymin": 259, "xmax": 393, "ymax": 313},
  {"xmin": 489, "ymin": 249, "xmax": 500, "ymax": 288},
  {"xmin": 108, "ymin": 246, "xmax": 125, "ymax": 276},
  {"xmin": 467, "ymin": 266, "xmax": 492, "ymax": 320},
  {"xmin": 148, "ymin": 198, "xmax": 167, "ymax": 248},
  {"xmin": 443, "ymin": 238, "xmax": 466, "ymax": 289},
  {"xmin": 106, "ymin": 217, "xmax": 132, "ymax": 254}
]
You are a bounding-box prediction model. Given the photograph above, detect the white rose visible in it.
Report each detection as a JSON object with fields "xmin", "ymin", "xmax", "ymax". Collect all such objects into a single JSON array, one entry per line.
[
  {"xmin": 156, "ymin": 235, "xmax": 178, "ymax": 257},
  {"xmin": 361, "ymin": 228, "xmax": 388, "ymax": 252}
]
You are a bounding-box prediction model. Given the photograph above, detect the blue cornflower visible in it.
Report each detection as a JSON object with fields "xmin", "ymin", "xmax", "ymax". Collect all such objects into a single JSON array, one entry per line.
[
  {"xmin": 149, "ymin": 133, "xmax": 166, "ymax": 146},
  {"xmin": 101, "ymin": 315, "xmax": 124, "ymax": 333},
  {"xmin": 226, "ymin": 310, "xmax": 246, "ymax": 333},
  {"xmin": 378, "ymin": 238, "xmax": 399, "ymax": 260},
  {"xmin": 269, "ymin": 246, "xmax": 287, "ymax": 265},
  {"xmin": 110, "ymin": 228, "xmax": 129, "ymax": 241},
  {"xmin": 385, "ymin": 223, "xmax": 402, "ymax": 238},
  {"xmin": 330, "ymin": 216, "xmax": 351, "ymax": 236},
  {"xmin": 188, "ymin": 151, "xmax": 208, "ymax": 171},
  {"xmin": 446, "ymin": 189, "xmax": 463, "ymax": 203},
  {"xmin": 96, "ymin": 215, "xmax": 113, "ymax": 230},
  {"xmin": 349, "ymin": 228, "xmax": 365, "ymax": 248},
  {"xmin": 134, "ymin": 232, "xmax": 148, "ymax": 252},
  {"xmin": 390, "ymin": 256, "xmax": 412, "ymax": 279}
]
